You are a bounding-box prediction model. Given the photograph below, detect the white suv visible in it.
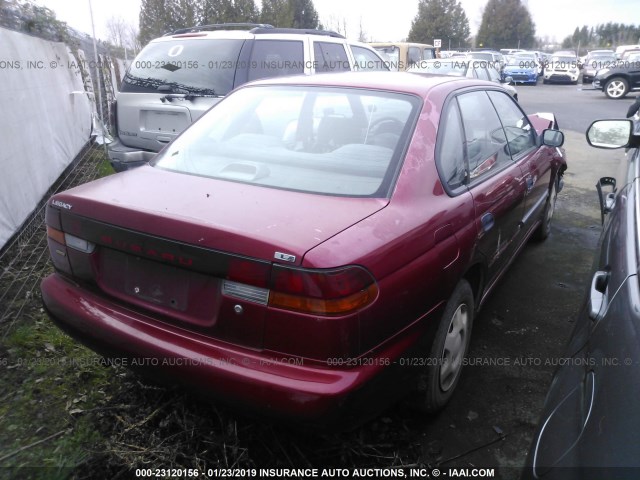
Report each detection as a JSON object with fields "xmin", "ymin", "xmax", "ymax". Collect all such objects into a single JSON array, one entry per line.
[{"xmin": 108, "ymin": 24, "xmax": 388, "ymax": 171}]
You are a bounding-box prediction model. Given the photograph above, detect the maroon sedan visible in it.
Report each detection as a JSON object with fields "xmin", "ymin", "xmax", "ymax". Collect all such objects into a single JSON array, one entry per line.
[{"xmin": 42, "ymin": 72, "xmax": 566, "ymax": 428}]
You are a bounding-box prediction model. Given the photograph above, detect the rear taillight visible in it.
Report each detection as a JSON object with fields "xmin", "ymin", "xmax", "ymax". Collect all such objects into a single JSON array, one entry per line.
[
  {"xmin": 222, "ymin": 264, "xmax": 378, "ymax": 316},
  {"xmin": 46, "ymin": 212, "xmax": 96, "ymax": 277},
  {"xmin": 268, "ymin": 265, "xmax": 378, "ymax": 316},
  {"xmin": 46, "ymin": 226, "xmax": 96, "ymax": 254},
  {"xmin": 108, "ymin": 100, "xmax": 117, "ymax": 137}
]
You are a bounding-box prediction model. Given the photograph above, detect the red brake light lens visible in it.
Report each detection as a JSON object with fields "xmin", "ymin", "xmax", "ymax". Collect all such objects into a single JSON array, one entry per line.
[{"xmin": 269, "ymin": 265, "xmax": 378, "ymax": 315}]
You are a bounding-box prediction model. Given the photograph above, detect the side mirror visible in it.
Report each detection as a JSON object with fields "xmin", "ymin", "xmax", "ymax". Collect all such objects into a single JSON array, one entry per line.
[
  {"xmin": 541, "ymin": 129, "xmax": 564, "ymax": 147},
  {"xmin": 586, "ymin": 119, "xmax": 632, "ymax": 149},
  {"xmin": 503, "ymin": 75, "xmax": 513, "ymax": 85}
]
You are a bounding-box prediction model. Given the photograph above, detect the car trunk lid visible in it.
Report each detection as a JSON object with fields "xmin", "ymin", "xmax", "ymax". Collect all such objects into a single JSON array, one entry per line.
[{"xmin": 49, "ymin": 166, "xmax": 388, "ymax": 349}]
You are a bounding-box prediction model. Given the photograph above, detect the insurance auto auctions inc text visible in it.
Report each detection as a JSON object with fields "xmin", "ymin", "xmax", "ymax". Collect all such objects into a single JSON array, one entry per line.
[{"xmin": 174, "ymin": 467, "xmax": 496, "ymax": 478}]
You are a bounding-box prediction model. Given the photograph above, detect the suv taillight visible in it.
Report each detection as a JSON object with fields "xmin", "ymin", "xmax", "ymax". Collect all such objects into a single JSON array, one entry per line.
[{"xmin": 108, "ymin": 100, "xmax": 117, "ymax": 137}]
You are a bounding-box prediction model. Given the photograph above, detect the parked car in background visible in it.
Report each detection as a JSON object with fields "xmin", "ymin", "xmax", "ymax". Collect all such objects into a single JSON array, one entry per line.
[
  {"xmin": 616, "ymin": 44, "xmax": 640, "ymax": 58},
  {"xmin": 370, "ymin": 42, "xmax": 437, "ymax": 71},
  {"xmin": 592, "ymin": 52, "xmax": 640, "ymax": 99},
  {"xmin": 502, "ymin": 55, "xmax": 539, "ymax": 85},
  {"xmin": 408, "ymin": 59, "xmax": 518, "ymax": 100},
  {"xmin": 524, "ymin": 112, "xmax": 640, "ymax": 479},
  {"xmin": 517, "ymin": 51, "xmax": 543, "ymax": 76},
  {"xmin": 42, "ymin": 72, "xmax": 566, "ymax": 429},
  {"xmin": 581, "ymin": 50, "xmax": 616, "ymax": 83},
  {"xmin": 543, "ymin": 53, "xmax": 580, "ymax": 84},
  {"xmin": 107, "ymin": 23, "xmax": 387, "ymax": 172},
  {"xmin": 467, "ymin": 50, "xmax": 504, "ymax": 71}
]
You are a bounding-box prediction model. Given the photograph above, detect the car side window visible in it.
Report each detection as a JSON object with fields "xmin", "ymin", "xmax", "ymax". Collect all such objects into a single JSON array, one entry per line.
[
  {"xmin": 457, "ymin": 91, "xmax": 511, "ymax": 182},
  {"xmin": 408, "ymin": 47, "xmax": 421, "ymax": 67},
  {"xmin": 487, "ymin": 67, "xmax": 501, "ymax": 83},
  {"xmin": 314, "ymin": 42, "xmax": 350, "ymax": 72},
  {"xmin": 248, "ymin": 40, "xmax": 304, "ymax": 81},
  {"xmin": 437, "ymin": 100, "xmax": 467, "ymax": 190},
  {"xmin": 487, "ymin": 91, "xmax": 536, "ymax": 157},
  {"xmin": 476, "ymin": 67, "xmax": 490, "ymax": 81},
  {"xmin": 350, "ymin": 46, "xmax": 387, "ymax": 71}
]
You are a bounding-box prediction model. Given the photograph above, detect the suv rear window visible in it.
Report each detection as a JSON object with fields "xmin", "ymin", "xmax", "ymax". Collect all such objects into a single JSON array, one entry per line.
[
  {"xmin": 247, "ymin": 40, "xmax": 304, "ymax": 81},
  {"xmin": 121, "ymin": 39, "xmax": 245, "ymax": 96},
  {"xmin": 153, "ymin": 85, "xmax": 420, "ymax": 197}
]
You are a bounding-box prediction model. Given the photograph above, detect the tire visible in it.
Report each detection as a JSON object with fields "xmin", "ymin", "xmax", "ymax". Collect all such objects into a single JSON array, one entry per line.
[
  {"xmin": 604, "ymin": 77, "xmax": 629, "ymax": 99},
  {"xmin": 533, "ymin": 177, "xmax": 559, "ymax": 241},
  {"xmin": 416, "ymin": 279, "xmax": 474, "ymax": 413},
  {"xmin": 543, "ymin": 78, "xmax": 548, "ymax": 84}
]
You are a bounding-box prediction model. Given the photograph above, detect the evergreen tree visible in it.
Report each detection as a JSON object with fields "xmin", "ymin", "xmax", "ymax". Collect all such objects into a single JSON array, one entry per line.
[
  {"xmin": 476, "ymin": 0, "xmax": 535, "ymax": 49},
  {"xmin": 289, "ymin": 0, "xmax": 319, "ymax": 29},
  {"xmin": 408, "ymin": 0, "xmax": 470, "ymax": 48},
  {"xmin": 260, "ymin": 0, "xmax": 293, "ymax": 27},
  {"xmin": 139, "ymin": 0, "xmax": 171, "ymax": 45}
]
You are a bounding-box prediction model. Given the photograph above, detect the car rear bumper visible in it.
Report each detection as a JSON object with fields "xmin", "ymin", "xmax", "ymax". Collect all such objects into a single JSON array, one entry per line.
[
  {"xmin": 107, "ymin": 138, "xmax": 157, "ymax": 172},
  {"xmin": 41, "ymin": 273, "xmax": 416, "ymax": 429}
]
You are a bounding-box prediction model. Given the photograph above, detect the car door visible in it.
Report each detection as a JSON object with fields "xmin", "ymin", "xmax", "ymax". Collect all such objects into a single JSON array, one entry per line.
[
  {"xmin": 455, "ymin": 90, "xmax": 528, "ymax": 280},
  {"xmin": 486, "ymin": 90, "xmax": 554, "ymax": 231}
]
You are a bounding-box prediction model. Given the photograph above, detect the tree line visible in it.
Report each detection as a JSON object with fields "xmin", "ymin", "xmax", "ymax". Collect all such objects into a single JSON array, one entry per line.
[
  {"xmin": 139, "ymin": 0, "xmax": 320, "ymax": 45},
  {"xmin": 562, "ymin": 23, "xmax": 640, "ymax": 51},
  {"xmin": 138, "ymin": 0, "xmax": 540, "ymax": 50}
]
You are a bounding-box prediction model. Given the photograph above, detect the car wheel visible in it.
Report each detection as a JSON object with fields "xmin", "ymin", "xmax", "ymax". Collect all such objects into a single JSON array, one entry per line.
[
  {"xmin": 604, "ymin": 77, "xmax": 629, "ymax": 99},
  {"xmin": 417, "ymin": 279, "xmax": 474, "ymax": 413},
  {"xmin": 533, "ymin": 178, "xmax": 559, "ymax": 241},
  {"xmin": 543, "ymin": 78, "xmax": 548, "ymax": 84}
]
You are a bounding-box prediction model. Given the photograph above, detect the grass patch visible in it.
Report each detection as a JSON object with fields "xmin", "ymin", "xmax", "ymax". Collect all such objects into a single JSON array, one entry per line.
[{"xmin": 0, "ymin": 312, "xmax": 117, "ymax": 478}]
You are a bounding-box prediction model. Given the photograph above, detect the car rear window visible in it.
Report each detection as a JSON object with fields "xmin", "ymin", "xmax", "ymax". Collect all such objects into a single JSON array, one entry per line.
[
  {"xmin": 121, "ymin": 39, "xmax": 245, "ymax": 96},
  {"xmin": 153, "ymin": 85, "xmax": 421, "ymax": 197}
]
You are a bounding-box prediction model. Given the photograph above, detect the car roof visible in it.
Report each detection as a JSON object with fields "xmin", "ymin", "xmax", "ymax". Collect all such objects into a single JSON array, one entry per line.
[{"xmin": 242, "ymin": 71, "xmax": 492, "ymax": 97}]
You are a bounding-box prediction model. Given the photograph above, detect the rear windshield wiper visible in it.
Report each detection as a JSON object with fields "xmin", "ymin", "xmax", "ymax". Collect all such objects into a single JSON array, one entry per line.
[{"xmin": 158, "ymin": 83, "xmax": 221, "ymax": 102}]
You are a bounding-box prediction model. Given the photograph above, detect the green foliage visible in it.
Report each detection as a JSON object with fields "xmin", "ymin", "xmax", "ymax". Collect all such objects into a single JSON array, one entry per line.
[
  {"xmin": 138, "ymin": 0, "xmax": 320, "ymax": 47},
  {"xmin": 476, "ymin": 0, "xmax": 535, "ymax": 49},
  {"xmin": 0, "ymin": 0, "xmax": 70, "ymax": 42},
  {"xmin": 260, "ymin": 0, "xmax": 293, "ymax": 27},
  {"xmin": 408, "ymin": 0, "xmax": 470, "ymax": 48},
  {"xmin": 290, "ymin": 0, "xmax": 319, "ymax": 29},
  {"xmin": 562, "ymin": 23, "xmax": 640, "ymax": 51}
]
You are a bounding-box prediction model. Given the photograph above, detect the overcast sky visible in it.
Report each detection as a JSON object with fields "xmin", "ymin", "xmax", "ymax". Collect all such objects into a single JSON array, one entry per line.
[{"xmin": 37, "ymin": 0, "xmax": 640, "ymax": 45}]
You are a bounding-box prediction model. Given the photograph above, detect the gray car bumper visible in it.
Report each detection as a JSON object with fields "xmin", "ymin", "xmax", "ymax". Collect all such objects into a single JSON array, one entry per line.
[{"xmin": 107, "ymin": 138, "xmax": 157, "ymax": 172}]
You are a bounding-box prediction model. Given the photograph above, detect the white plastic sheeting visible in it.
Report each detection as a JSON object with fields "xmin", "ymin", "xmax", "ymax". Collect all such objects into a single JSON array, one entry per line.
[{"xmin": 0, "ymin": 28, "xmax": 92, "ymax": 249}]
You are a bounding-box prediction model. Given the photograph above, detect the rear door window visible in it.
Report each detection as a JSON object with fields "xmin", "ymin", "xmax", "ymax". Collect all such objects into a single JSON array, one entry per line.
[
  {"xmin": 314, "ymin": 42, "xmax": 350, "ymax": 72},
  {"xmin": 248, "ymin": 40, "xmax": 305, "ymax": 81}
]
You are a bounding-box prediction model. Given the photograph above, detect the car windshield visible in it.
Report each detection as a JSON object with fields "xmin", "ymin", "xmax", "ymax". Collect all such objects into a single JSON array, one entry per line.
[
  {"xmin": 153, "ymin": 85, "xmax": 421, "ymax": 197},
  {"xmin": 551, "ymin": 56, "xmax": 576, "ymax": 63},
  {"xmin": 121, "ymin": 39, "xmax": 245, "ymax": 95},
  {"xmin": 622, "ymin": 51, "xmax": 640, "ymax": 61},
  {"xmin": 508, "ymin": 56, "xmax": 533, "ymax": 66},
  {"xmin": 470, "ymin": 53, "xmax": 493, "ymax": 61}
]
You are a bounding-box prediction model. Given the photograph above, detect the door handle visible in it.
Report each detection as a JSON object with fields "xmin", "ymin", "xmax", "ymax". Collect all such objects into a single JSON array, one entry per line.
[
  {"xmin": 526, "ymin": 175, "xmax": 534, "ymax": 192},
  {"xmin": 589, "ymin": 270, "xmax": 609, "ymax": 321},
  {"xmin": 481, "ymin": 212, "xmax": 494, "ymax": 232}
]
